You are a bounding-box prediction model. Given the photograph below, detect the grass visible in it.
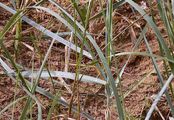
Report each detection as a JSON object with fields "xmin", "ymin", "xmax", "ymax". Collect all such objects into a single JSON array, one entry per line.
[{"xmin": 0, "ymin": 0, "xmax": 174, "ymax": 119}]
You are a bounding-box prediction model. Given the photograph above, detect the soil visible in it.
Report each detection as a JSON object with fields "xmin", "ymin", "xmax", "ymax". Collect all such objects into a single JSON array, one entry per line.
[{"xmin": 0, "ymin": 0, "xmax": 172, "ymax": 120}]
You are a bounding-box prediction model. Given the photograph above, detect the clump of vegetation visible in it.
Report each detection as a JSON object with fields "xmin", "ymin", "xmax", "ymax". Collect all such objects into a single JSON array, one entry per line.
[{"xmin": 0, "ymin": 0, "xmax": 174, "ymax": 119}]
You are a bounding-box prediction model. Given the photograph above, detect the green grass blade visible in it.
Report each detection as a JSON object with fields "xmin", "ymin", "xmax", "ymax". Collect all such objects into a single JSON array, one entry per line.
[
  {"xmin": 157, "ymin": 0, "xmax": 174, "ymax": 45},
  {"xmin": 46, "ymin": 93, "xmax": 60, "ymax": 120},
  {"xmin": 70, "ymin": 0, "xmax": 86, "ymax": 26},
  {"xmin": 22, "ymin": 86, "xmax": 43, "ymax": 120},
  {"xmin": 0, "ymin": 10, "xmax": 22, "ymax": 37}
]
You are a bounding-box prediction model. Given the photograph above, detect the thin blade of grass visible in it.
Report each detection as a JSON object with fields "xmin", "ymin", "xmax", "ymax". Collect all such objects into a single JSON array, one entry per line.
[
  {"xmin": 46, "ymin": 93, "xmax": 60, "ymax": 120},
  {"xmin": 112, "ymin": 51, "xmax": 174, "ymax": 63},
  {"xmin": 70, "ymin": 0, "xmax": 86, "ymax": 26},
  {"xmin": 19, "ymin": 70, "xmax": 106, "ymax": 85},
  {"xmin": 105, "ymin": 0, "xmax": 115, "ymax": 119},
  {"xmin": 157, "ymin": 0, "xmax": 174, "ymax": 45},
  {"xmin": 64, "ymin": 32, "xmax": 73, "ymax": 73}
]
